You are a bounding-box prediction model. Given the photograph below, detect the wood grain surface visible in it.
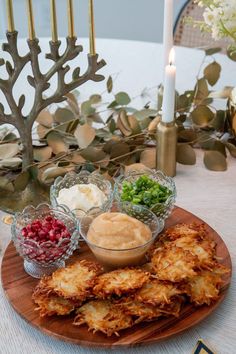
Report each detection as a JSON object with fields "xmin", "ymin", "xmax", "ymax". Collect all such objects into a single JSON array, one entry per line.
[{"xmin": 1, "ymin": 206, "xmax": 232, "ymax": 348}]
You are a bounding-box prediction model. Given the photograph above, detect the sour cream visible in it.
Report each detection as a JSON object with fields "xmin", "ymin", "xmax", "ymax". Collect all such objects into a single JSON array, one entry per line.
[{"xmin": 56, "ymin": 183, "xmax": 107, "ymax": 212}]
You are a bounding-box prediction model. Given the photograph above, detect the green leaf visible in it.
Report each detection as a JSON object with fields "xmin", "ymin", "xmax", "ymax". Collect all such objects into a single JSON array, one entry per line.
[
  {"xmin": 204, "ymin": 151, "xmax": 227, "ymax": 171},
  {"xmin": 106, "ymin": 75, "xmax": 113, "ymax": 93},
  {"xmin": 210, "ymin": 110, "xmax": 226, "ymax": 131},
  {"xmin": 89, "ymin": 94, "xmax": 102, "ymax": 104},
  {"xmin": 134, "ymin": 109, "xmax": 157, "ymax": 120},
  {"xmin": 107, "ymin": 100, "xmax": 118, "ymax": 109},
  {"xmin": 54, "ymin": 108, "xmax": 75, "ymax": 123},
  {"xmin": 225, "ymin": 142, "xmax": 236, "ymax": 157},
  {"xmin": 14, "ymin": 171, "xmax": 30, "ymax": 191},
  {"xmin": 176, "ymin": 144, "xmax": 196, "ymax": 165},
  {"xmin": 108, "ymin": 118, "xmax": 116, "ymax": 133},
  {"xmin": 227, "ymin": 45, "xmax": 236, "ymax": 62},
  {"xmin": 204, "ymin": 62, "xmax": 221, "ymax": 86},
  {"xmin": 191, "ymin": 105, "xmax": 214, "ymax": 126},
  {"xmin": 81, "ymin": 100, "xmax": 96, "ymax": 116},
  {"xmin": 205, "ymin": 47, "xmax": 222, "ymax": 56},
  {"xmin": 115, "ymin": 92, "xmax": 131, "ymax": 106},
  {"xmin": 74, "ymin": 124, "xmax": 96, "ymax": 148},
  {"xmin": 80, "ymin": 147, "xmax": 107, "ymax": 162}
]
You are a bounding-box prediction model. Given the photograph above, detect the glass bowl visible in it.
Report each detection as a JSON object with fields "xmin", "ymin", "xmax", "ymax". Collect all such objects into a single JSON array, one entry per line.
[
  {"xmin": 114, "ymin": 170, "xmax": 176, "ymax": 220},
  {"xmin": 50, "ymin": 170, "xmax": 113, "ymax": 218},
  {"xmin": 11, "ymin": 203, "xmax": 79, "ymax": 278},
  {"xmin": 79, "ymin": 202, "xmax": 164, "ymax": 269}
]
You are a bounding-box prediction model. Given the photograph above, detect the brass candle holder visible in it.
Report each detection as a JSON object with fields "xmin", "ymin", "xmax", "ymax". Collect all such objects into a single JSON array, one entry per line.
[{"xmin": 156, "ymin": 120, "xmax": 177, "ymax": 177}]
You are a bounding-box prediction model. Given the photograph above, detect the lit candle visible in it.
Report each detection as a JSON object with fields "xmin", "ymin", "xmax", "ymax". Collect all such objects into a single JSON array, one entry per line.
[
  {"xmin": 67, "ymin": 0, "xmax": 75, "ymax": 38},
  {"xmin": 26, "ymin": 0, "xmax": 36, "ymax": 40},
  {"xmin": 6, "ymin": 0, "xmax": 15, "ymax": 32},
  {"xmin": 163, "ymin": 0, "xmax": 173, "ymax": 68},
  {"xmin": 162, "ymin": 48, "xmax": 176, "ymax": 123},
  {"xmin": 50, "ymin": 0, "xmax": 58, "ymax": 42},
  {"xmin": 89, "ymin": 0, "xmax": 96, "ymax": 55}
]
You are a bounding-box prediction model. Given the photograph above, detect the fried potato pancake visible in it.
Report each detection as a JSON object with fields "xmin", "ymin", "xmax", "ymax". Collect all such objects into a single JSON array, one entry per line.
[
  {"xmin": 118, "ymin": 300, "xmax": 163, "ymax": 324},
  {"xmin": 134, "ymin": 279, "xmax": 182, "ymax": 306},
  {"xmin": 32, "ymin": 292, "xmax": 76, "ymax": 317},
  {"xmin": 40, "ymin": 260, "xmax": 102, "ymax": 301},
  {"xmin": 73, "ymin": 300, "xmax": 132, "ymax": 336},
  {"xmin": 164, "ymin": 223, "xmax": 206, "ymax": 241},
  {"xmin": 93, "ymin": 268, "xmax": 149, "ymax": 298},
  {"xmin": 184, "ymin": 271, "xmax": 223, "ymax": 305},
  {"xmin": 151, "ymin": 245, "xmax": 198, "ymax": 282}
]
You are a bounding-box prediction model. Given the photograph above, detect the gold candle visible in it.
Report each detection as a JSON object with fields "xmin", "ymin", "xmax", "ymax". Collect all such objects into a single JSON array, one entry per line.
[
  {"xmin": 26, "ymin": 0, "xmax": 36, "ymax": 40},
  {"xmin": 67, "ymin": 0, "xmax": 75, "ymax": 38},
  {"xmin": 6, "ymin": 0, "xmax": 15, "ymax": 32},
  {"xmin": 89, "ymin": 0, "xmax": 96, "ymax": 55},
  {"xmin": 50, "ymin": 0, "xmax": 58, "ymax": 42}
]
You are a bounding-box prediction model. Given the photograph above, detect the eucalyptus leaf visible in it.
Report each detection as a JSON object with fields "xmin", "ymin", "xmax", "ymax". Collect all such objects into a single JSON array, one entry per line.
[
  {"xmin": 0, "ymin": 143, "xmax": 19, "ymax": 159},
  {"xmin": 108, "ymin": 118, "xmax": 116, "ymax": 133},
  {"xmin": 14, "ymin": 171, "xmax": 30, "ymax": 191},
  {"xmin": 80, "ymin": 147, "xmax": 107, "ymax": 162},
  {"xmin": 110, "ymin": 142, "xmax": 130, "ymax": 159},
  {"xmin": 194, "ymin": 78, "xmax": 209, "ymax": 103},
  {"xmin": 177, "ymin": 144, "xmax": 196, "ymax": 165},
  {"xmin": 106, "ymin": 75, "xmax": 113, "ymax": 93},
  {"xmin": 205, "ymin": 47, "xmax": 222, "ymax": 56},
  {"xmin": 115, "ymin": 92, "xmax": 131, "ymax": 106},
  {"xmin": 125, "ymin": 163, "xmax": 150, "ymax": 175},
  {"xmin": 117, "ymin": 110, "xmax": 132, "ymax": 136},
  {"xmin": 148, "ymin": 116, "xmax": 161, "ymax": 131},
  {"xmin": 225, "ymin": 142, "xmax": 236, "ymax": 157},
  {"xmin": 204, "ymin": 62, "xmax": 221, "ymax": 86},
  {"xmin": 41, "ymin": 166, "xmax": 67, "ymax": 183},
  {"xmin": 134, "ymin": 109, "xmax": 157, "ymax": 120},
  {"xmin": 191, "ymin": 105, "xmax": 214, "ymax": 126},
  {"xmin": 81, "ymin": 101, "xmax": 96, "ymax": 116},
  {"xmin": 210, "ymin": 110, "xmax": 226, "ymax": 131},
  {"xmin": 204, "ymin": 151, "xmax": 227, "ymax": 171},
  {"xmin": 54, "ymin": 108, "xmax": 75, "ymax": 123},
  {"xmin": 34, "ymin": 146, "xmax": 53, "ymax": 162},
  {"xmin": 178, "ymin": 129, "xmax": 197, "ymax": 143},
  {"xmin": 0, "ymin": 157, "xmax": 22, "ymax": 168},
  {"xmin": 72, "ymin": 67, "xmax": 80, "ymax": 80},
  {"xmin": 37, "ymin": 124, "xmax": 51, "ymax": 139},
  {"xmin": 36, "ymin": 109, "xmax": 54, "ymax": 127},
  {"xmin": 90, "ymin": 94, "xmax": 102, "ymax": 104},
  {"xmin": 227, "ymin": 45, "xmax": 236, "ymax": 62},
  {"xmin": 107, "ymin": 100, "xmax": 118, "ymax": 109},
  {"xmin": 140, "ymin": 149, "xmax": 156, "ymax": 169},
  {"xmin": 74, "ymin": 124, "xmax": 96, "ymax": 149},
  {"xmin": 0, "ymin": 176, "xmax": 14, "ymax": 192},
  {"xmin": 128, "ymin": 115, "xmax": 141, "ymax": 134},
  {"xmin": 47, "ymin": 131, "xmax": 68, "ymax": 154}
]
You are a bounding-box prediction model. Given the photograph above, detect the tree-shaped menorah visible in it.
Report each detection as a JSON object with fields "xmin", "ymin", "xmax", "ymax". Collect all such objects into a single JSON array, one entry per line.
[{"xmin": 0, "ymin": 31, "xmax": 106, "ymax": 171}]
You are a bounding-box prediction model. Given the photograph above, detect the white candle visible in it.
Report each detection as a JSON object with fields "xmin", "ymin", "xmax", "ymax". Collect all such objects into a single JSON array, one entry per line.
[
  {"xmin": 162, "ymin": 48, "xmax": 176, "ymax": 123},
  {"xmin": 163, "ymin": 0, "xmax": 173, "ymax": 68}
]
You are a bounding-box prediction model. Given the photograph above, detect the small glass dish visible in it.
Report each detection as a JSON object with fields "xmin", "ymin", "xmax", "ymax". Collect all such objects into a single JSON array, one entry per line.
[
  {"xmin": 11, "ymin": 203, "xmax": 79, "ymax": 278},
  {"xmin": 114, "ymin": 170, "xmax": 176, "ymax": 220},
  {"xmin": 79, "ymin": 202, "xmax": 163, "ymax": 269},
  {"xmin": 50, "ymin": 170, "xmax": 113, "ymax": 218}
]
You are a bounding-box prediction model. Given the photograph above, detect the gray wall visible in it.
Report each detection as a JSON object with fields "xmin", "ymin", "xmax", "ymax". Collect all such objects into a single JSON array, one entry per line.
[{"xmin": 0, "ymin": 0, "xmax": 187, "ymax": 42}]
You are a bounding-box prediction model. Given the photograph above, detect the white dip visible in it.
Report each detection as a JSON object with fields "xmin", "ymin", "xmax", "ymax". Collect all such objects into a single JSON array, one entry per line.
[{"xmin": 56, "ymin": 183, "xmax": 107, "ymax": 212}]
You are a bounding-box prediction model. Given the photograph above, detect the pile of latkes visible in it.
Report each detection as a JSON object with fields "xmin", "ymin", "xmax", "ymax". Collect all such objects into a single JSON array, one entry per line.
[{"xmin": 32, "ymin": 223, "xmax": 230, "ymax": 337}]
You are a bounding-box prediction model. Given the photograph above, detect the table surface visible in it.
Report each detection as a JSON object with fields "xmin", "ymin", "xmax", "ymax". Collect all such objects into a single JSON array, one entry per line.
[{"xmin": 0, "ymin": 38, "xmax": 236, "ymax": 354}]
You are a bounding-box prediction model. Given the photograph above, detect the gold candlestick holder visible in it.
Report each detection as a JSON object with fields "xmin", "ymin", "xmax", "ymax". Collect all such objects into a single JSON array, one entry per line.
[{"xmin": 156, "ymin": 120, "xmax": 177, "ymax": 177}]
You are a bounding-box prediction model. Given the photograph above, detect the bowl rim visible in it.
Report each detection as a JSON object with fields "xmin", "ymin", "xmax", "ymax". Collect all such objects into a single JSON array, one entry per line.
[
  {"xmin": 79, "ymin": 203, "xmax": 164, "ymax": 252},
  {"xmin": 113, "ymin": 169, "xmax": 176, "ymax": 208}
]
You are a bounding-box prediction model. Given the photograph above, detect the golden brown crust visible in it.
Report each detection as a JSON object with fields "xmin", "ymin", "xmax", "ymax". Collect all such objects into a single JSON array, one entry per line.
[
  {"xmin": 32, "ymin": 292, "xmax": 76, "ymax": 317},
  {"xmin": 134, "ymin": 279, "xmax": 183, "ymax": 306},
  {"xmin": 38, "ymin": 260, "xmax": 103, "ymax": 301},
  {"xmin": 73, "ymin": 300, "xmax": 133, "ymax": 336},
  {"xmin": 93, "ymin": 268, "xmax": 150, "ymax": 298},
  {"xmin": 151, "ymin": 245, "xmax": 199, "ymax": 282}
]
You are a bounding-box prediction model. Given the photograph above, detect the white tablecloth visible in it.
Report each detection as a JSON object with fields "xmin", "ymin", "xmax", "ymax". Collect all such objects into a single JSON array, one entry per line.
[{"xmin": 0, "ymin": 38, "xmax": 236, "ymax": 354}]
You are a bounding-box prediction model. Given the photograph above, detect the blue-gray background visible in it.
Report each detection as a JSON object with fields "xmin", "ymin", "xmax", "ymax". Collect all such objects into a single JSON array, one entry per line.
[{"xmin": 0, "ymin": 0, "xmax": 187, "ymax": 41}]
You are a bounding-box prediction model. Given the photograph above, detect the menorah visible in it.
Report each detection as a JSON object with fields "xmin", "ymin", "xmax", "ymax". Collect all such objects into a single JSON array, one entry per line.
[{"xmin": 0, "ymin": 0, "xmax": 106, "ymax": 171}]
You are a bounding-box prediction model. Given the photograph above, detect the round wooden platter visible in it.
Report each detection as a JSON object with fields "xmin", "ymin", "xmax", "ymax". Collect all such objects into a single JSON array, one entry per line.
[{"xmin": 1, "ymin": 206, "xmax": 232, "ymax": 348}]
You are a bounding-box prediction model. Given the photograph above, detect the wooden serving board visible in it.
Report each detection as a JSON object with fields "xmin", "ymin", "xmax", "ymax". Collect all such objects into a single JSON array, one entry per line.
[{"xmin": 1, "ymin": 206, "xmax": 232, "ymax": 348}]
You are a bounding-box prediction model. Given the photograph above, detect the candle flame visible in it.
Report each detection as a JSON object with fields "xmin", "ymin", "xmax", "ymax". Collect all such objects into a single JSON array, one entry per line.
[{"xmin": 169, "ymin": 48, "xmax": 175, "ymax": 66}]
